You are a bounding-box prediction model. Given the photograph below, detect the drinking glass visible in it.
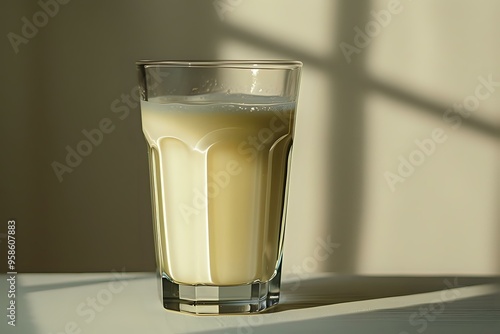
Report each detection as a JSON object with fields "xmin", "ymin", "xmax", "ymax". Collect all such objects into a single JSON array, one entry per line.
[{"xmin": 136, "ymin": 60, "xmax": 302, "ymax": 314}]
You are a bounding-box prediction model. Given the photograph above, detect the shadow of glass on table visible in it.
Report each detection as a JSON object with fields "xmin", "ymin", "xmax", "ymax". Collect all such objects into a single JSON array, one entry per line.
[{"xmin": 270, "ymin": 275, "xmax": 500, "ymax": 312}]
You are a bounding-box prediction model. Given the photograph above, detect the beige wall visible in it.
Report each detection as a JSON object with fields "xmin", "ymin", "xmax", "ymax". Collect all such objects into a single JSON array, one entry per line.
[{"xmin": 1, "ymin": 0, "xmax": 499, "ymax": 275}]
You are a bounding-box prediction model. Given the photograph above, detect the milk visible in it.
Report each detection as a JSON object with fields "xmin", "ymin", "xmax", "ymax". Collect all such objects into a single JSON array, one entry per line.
[{"xmin": 141, "ymin": 96, "xmax": 295, "ymax": 285}]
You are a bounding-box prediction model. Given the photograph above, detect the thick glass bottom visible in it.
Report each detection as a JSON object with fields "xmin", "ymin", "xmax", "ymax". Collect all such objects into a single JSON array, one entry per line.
[{"xmin": 159, "ymin": 263, "xmax": 282, "ymax": 315}]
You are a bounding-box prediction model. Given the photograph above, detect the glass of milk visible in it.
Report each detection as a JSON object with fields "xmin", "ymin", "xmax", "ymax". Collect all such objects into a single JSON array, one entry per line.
[{"xmin": 136, "ymin": 60, "xmax": 302, "ymax": 314}]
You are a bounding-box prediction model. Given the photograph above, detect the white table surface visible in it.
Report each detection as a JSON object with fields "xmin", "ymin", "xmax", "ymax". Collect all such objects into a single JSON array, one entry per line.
[{"xmin": 1, "ymin": 273, "xmax": 499, "ymax": 334}]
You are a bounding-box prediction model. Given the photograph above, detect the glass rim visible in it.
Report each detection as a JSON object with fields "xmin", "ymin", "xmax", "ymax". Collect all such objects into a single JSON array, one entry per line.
[{"xmin": 136, "ymin": 60, "xmax": 303, "ymax": 69}]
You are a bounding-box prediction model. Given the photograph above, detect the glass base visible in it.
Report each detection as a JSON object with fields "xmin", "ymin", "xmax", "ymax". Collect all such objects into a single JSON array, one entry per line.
[{"xmin": 159, "ymin": 263, "xmax": 282, "ymax": 315}]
